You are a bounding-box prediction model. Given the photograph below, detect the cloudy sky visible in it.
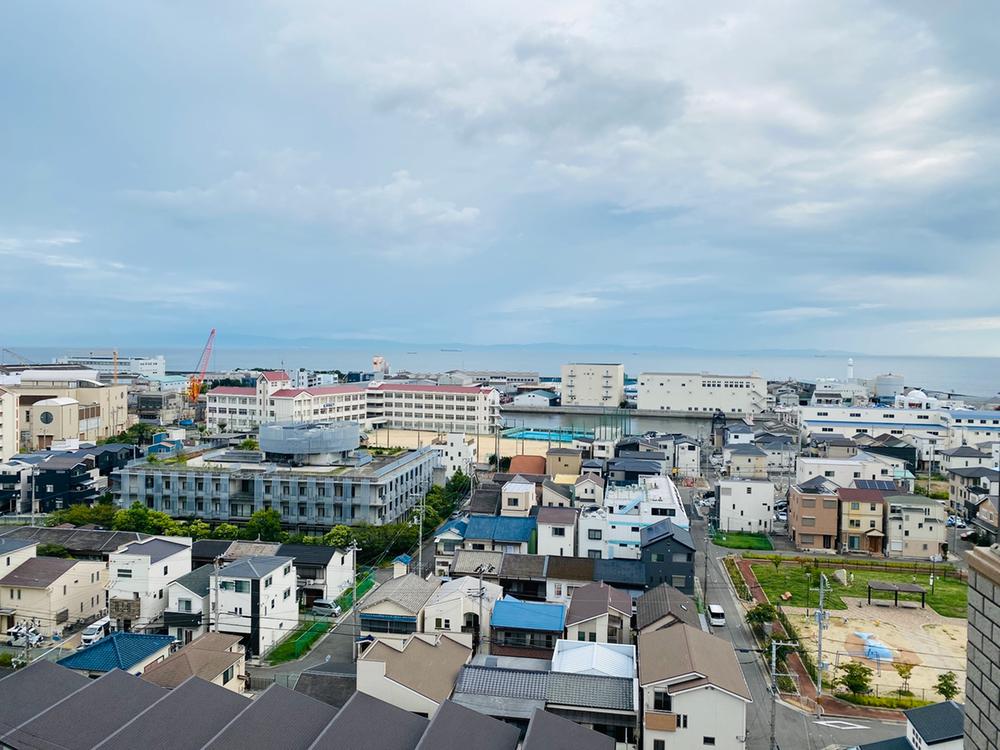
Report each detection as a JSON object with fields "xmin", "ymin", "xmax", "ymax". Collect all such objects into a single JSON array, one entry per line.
[{"xmin": 2, "ymin": 1, "xmax": 999, "ymax": 355}]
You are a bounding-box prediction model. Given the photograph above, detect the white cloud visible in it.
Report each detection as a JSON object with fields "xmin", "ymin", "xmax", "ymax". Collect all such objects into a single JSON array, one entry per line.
[
  {"xmin": 755, "ymin": 306, "xmax": 842, "ymax": 323},
  {"xmin": 920, "ymin": 316, "xmax": 1000, "ymax": 333}
]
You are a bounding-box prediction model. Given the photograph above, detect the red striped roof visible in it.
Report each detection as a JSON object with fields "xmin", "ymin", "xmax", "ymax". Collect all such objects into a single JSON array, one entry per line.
[
  {"xmin": 367, "ymin": 383, "xmax": 495, "ymax": 394},
  {"xmin": 270, "ymin": 385, "xmax": 367, "ymax": 398},
  {"xmin": 260, "ymin": 371, "xmax": 290, "ymax": 382},
  {"xmin": 208, "ymin": 386, "xmax": 256, "ymax": 396}
]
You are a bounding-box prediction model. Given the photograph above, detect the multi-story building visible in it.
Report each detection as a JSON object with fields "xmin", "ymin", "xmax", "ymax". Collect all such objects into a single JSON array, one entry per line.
[
  {"xmin": 965, "ymin": 544, "xmax": 1000, "ymax": 749},
  {"xmin": 796, "ymin": 452, "xmax": 911, "ymax": 490},
  {"xmin": 0, "ymin": 387, "xmax": 16, "ymax": 461},
  {"xmin": 205, "ymin": 371, "xmax": 292, "ymax": 432},
  {"xmin": 430, "ymin": 433, "xmax": 476, "ymax": 479},
  {"xmin": 422, "ymin": 575, "xmax": 503, "ymax": 647},
  {"xmin": 366, "ymin": 382, "xmax": 500, "ymax": 433},
  {"xmin": 164, "ymin": 564, "xmax": 213, "ymax": 645},
  {"xmin": 788, "ymin": 476, "xmax": 840, "ymax": 552},
  {"xmin": 723, "ymin": 444, "xmax": 769, "ymax": 479},
  {"xmin": 211, "ymin": 555, "xmax": 298, "ymax": 658},
  {"xmin": 578, "ymin": 477, "xmax": 689, "ymax": 560},
  {"xmin": 135, "ymin": 390, "xmax": 187, "ymax": 425},
  {"xmin": 439, "ymin": 370, "xmax": 539, "ymax": 387},
  {"xmin": 108, "ymin": 538, "xmax": 192, "ymax": 632},
  {"xmin": 500, "ymin": 475, "xmax": 536, "ymax": 517},
  {"xmin": 56, "ymin": 353, "xmax": 166, "ymax": 377},
  {"xmin": 640, "ymin": 520, "xmax": 695, "ymax": 594},
  {"xmin": 884, "ymin": 494, "xmax": 947, "ymax": 558},
  {"xmin": 717, "ymin": 479, "xmax": 774, "ymax": 533},
  {"xmin": 947, "ymin": 466, "xmax": 1000, "ymax": 516},
  {"xmin": 838, "ymin": 488, "xmax": 887, "ymax": 554},
  {"xmin": 0, "ymin": 556, "xmax": 106, "ymax": 639},
  {"xmin": 268, "ymin": 384, "xmax": 368, "ymax": 425},
  {"xmin": 536, "ymin": 506, "xmax": 577, "ymax": 557},
  {"xmin": 561, "ymin": 363, "xmax": 625, "ymax": 407},
  {"xmin": 637, "ymin": 372, "xmax": 766, "ymax": 415},
  {"xmin": 939, "ymin": 445, "xmax": 993, "ymax": 472},
  {"xmin": 113, "ymin": 421, "xmax": 436, "ymax": 530}
]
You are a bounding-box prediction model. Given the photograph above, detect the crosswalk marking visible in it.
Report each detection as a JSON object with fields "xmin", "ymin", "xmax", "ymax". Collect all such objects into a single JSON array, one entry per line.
[{"xmin": 814, "ymin": 719, "xmax": 869, "ymax": 730}]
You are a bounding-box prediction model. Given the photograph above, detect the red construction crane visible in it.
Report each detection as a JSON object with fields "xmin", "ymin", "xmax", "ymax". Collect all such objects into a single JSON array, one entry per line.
[{"xmin": 187, "ymin": 328, "xmax": 217, "ymax": 403}]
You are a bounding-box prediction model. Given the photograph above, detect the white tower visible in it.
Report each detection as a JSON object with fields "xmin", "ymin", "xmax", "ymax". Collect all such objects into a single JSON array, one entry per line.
[{"xmin": 847, "ymin": 357, "xmax": 855, "ymax": 381}]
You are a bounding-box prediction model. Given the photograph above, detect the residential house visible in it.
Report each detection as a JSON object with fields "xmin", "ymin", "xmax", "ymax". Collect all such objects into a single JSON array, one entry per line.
[
  {"xmin": 462, "ymin": 515, "xmax": 536, "ymax": 554},
  {"xmin": 723, "ymin": 423, "xmax": 754, "ymax": 446},
  {"xmin": 754, "ymin": 433, "xmax": 796, "ymax": 470},
  {"xmin": 450, "ymin": 550, "xmax": 503, "ymax": 582},
  {"xmin": 434, "ymin": 519, "xmax": 468, "ymax": 576},
  {"xmin": 796, "ymin": 452, "xmax": 912, "ymax": 491},
  {"xmin": 357, "ymin": 633, "xmax": 472, "ymax": 717},
  {"xmin": 276, "ymin": 542, "xmax": 354, "ymax": 605},
  {"xmin": 716, "ymin": 479, "xmax": 774, "ymax": 533},
  {"xmin": 142, "ymin": 632, "xmax": 246, "ymax": 693},
  {"xmin": 430, "ymin": 433, "xmax": 476, "ymax": 480},
  {"xmin": 211, "ymin": 555, "xmax": 298, "ymax": 657},
  {"xmin": 490, "ymin": 596, "xmax": 567, "ymax": 659},
  {"xmin": 0, "ymin": 538, "xmax": 38, "ymax": 575},
  {"xmin": 788, "ymin": 476, "xmax": 840, "ymax": 553},
  {"xmin": 422, "ymin": 575, "xmax": 503, "ymax": 648},
  {"xmin": 723, "ymin": 445, "xmax": 768, "ymax": 480},
  {"xmin": 812, "ymin": 435, "xmax": 858, "ymax": 459},
  {"xmin": 468, "ymin": 486, "xmax": 501, "ymax": 515},
  {"xmin": 307, "ymin": 690, "xmax": 431, "ymax": 750},
  {"xmin": 552, "ymin": 639, "xmax": 636, "ymax": 679},
  {"xmin": 672, "ymin": 438, "xmax": 701, "ymax": 477},
  {"xmin": 164, "ymin": 564, "xmax": 213, "ymax": 644},
  {"xmin": 545, "ymin": 556, "xmax": 598, "ymax": 605},
  {"xmin": 56, "ymin": 631, "xmax": 174, "ymax": 677},
  {"xmin": 501, "ymin": 475, "xmax": 537, "ymax": 517},
  {"xmin": 858, "ymin": 700, "xmax": 964, "ymax": 750},
  {"xmin": 939, "ymin": 445, "xmax": 993, "ymax": 472},
  {"xmin": 411, "ymin": 699, "xmax": 521, "ymax": 750},
  {"xmin": 970, "ymin": 495, "xmax": 999, "ymax": 544},
  {"xmin": 838, "ymin": 488, "xmax": 888, "ymax": 554},
  {"xmin": 541, "ymin": 479, "xmax": 574, "ymax": 508},
  {"xmin": 884, "ymin": 495, "xmax": 947, "ymax": 559},
  {"xmin": 635, "ymin": 584, "xmax": 700, "ymax": 634},
  {"xmin": 498, "ymin": 554, "xmax": 549, "ymax": 601},
  {"xmin": 565, "ymin": 582, "xmax": 633, "ymax": 644},
  {"xmin": 0, "ymin": 525, "xmax": 150, "ymax": 561},
  {"xmin": 547, "ymin": 447, "xmax": 584, "ymax": 476},
  {"xmin": 536, "ymin": 506, "xmax": 578, "ymax": 557},
  {"xmin": 639, "ymin": 624, "xmax": 752, "ymax": 750},
  {"xmin": 358, "ymin": 573, "xmax": 439, "ymax": 646},
  {"xmin": 606, "ymin": 458, "xmax": 664, "ymax": 486},
  {"xmin": 522, "ymin": 708, "xmax": 615, "ymax": 750},
  {"xmin": 947, "ymin": 466, "xmax": 1000, "ymax": 517},
  {"xmin": 108, "ymin": 537, "xmax": 192, "ymax": 632},
  {"xmin": 575, "ymin": 474, "xmax": 606, "ymax": 505},
  {"xmin": 202, "ymin": 683, "xmax": 338, "ymax": 750},
  {"xmin": 640, "ymin": 520, "xmax": 695, "ymax": 594},
  {"xmin": 0, "ymin": 557, "xmax": 105, "ymax": 639}
]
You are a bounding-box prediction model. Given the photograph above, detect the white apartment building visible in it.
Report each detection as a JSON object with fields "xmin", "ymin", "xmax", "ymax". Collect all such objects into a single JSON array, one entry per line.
[
  {"xmin": 269, "ymin": 385, "xmax": 368, "ymax": 425},
  {"xmin": 0, "ymin": 388, "xmax": 16, "ymax": 461},
  {"xmin": 430, "ymin": 433, "xmax": 476, "ymax": 479},
  {"xmin": 210, "ymin": 555, "xmax": 298, "ymax": 658},
  {"xmin": 164, "ymin": 564, "xmax": 212, "ymax": 645},
  {"xmin": 439, "ymin": 370, "xmax": 539, "ymax": 386},
  {"xmin": 291, "ymin": 369, "xmax": 340, "ymax": 388},
  {"xmin": 205, "ymin": 371, "xmax": 292, "ymax": 432},
  {"xmin": 108, "ymin": 538, "xmax": 192, "ymax": 632},
  {"xmin": 796, "ymin": 451, "xmax": 912, "ymax": 490},
  {"xmin": 367, "ymin": 383, "xmax": 501, "ymax": 433},
  {"xmin": 580, "ymin": 476, "xmax": 689, "ymax": 560},
  {"xmin": 885, "ymin": 495, "xmax": 947, "ymax": 559},
  {"xmin": 561, "ymin": 363, "xmax": 625, "ymax": 407},
  {"xmin": 717, "ymin": 479, "xmax": 774, "ymax": 533},
  {"xmin": 56, "ymin": 353, "xmax": 166, "ymax": 377},
  {"xmin": 637, "ymin": 372, "xmax": 766, "ymax": 415}
]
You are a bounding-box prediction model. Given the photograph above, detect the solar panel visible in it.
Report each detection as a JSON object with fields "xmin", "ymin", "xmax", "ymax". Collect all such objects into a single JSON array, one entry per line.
[{"xmin": 853, "ymin": 480, "xmax": 897, "ymax": 491}]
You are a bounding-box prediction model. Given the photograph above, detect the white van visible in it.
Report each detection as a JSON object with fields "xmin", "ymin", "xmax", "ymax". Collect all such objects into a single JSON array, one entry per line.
[
  {"xmin": 310, "ymin": 600, "xmax": 342, "ymax": 618},
  {"xmin": 707, "ymin": 604, "xmax": 726, "ymax": 628},
  {"xmin": 79, "ymin": 617, "xmax": 111, "ymax": 648}
]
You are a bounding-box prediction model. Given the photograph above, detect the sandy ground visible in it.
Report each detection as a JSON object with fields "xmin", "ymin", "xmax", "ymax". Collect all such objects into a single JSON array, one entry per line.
[
  {"xmin": 367, "ymin": 427, "xmax": 557, "ymax": 458},
  {"xmin": 783, "ymin": 597, "xmax": 966, "ymax": 700}
]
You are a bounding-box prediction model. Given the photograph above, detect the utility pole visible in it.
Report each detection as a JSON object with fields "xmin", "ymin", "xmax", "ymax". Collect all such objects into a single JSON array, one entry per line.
[
  {"xmin": 212, "ymin": 556, "xmax": 221, "ymax": 632},
  {"xmin": 770, "ymin": 639, "xmax": 798, "ymax": 750},
  {"xmin": 29, "ymin": 465, "xmax": 37, "ymax": 527},
  {"xmin": 816, "ymin": 572, "xmax": 827, "ymax": 697},
  {"xmin": 347, "ymin": 540, "xmax": 361, "ymax": 662},
  {"xmin": 474, "ymin": 563, "xmax": 495, "ymax": 655},
  {"xmin": 703, "ymin": 521, "xmax": 711, "ymax": 606}
]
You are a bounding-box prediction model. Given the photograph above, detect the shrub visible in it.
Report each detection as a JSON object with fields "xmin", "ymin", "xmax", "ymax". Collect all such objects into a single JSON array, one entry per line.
[{"xmin": 723, "ymin": 557, "xmax": 751, "ymax": 601}]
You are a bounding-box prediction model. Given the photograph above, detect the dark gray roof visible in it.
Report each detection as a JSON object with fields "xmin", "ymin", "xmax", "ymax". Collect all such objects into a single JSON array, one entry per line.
[
  {"xmin": 0, "ymin": 538, "xmax": 38, "ymax": 555},
  {"xmin": 293, "ymin": 664, "xmax": 356, "ymax": 709},
  {"xmin": 362, "ymin": 573, "xmax": 439, "ymax": 615},
  {"xmin": 277, "ymin": 543, "xmax": 346, "ymax": 565},
  {"xmin": 0, "ymin": 526, "xmax": 150, "ymax": 557},
  {"xmin": 218, "ymin": 555, "xmax": 292, "ymax": 579},
  {"xmin": 726, "ymin": 444, "xmax": 768, "ymax": 456},
  {"xmin": 191, "ymin": 540, "xmax": 234, "ymax": 560},
  {"xmin": 904, "ymin": 700, "xmax": 965, "ymax": 744},
  {"xmin": 640, "ymin": 518, "xmax": 695, "ymax": 550},
  {"xmin": 0, "ymin": 660, "xmax": 89, "ymax": 734},
  {"xmin": 856, "ymin": 739, "xmax": 910, "ymax": 750},
  {"xmin": 456, "ymin": 665, "xmax": 549, "ymax": 701},
  {"xmin": 95, "ymin": 676, "xmax": 249, "ymax": 750},
  {"xmin": 593, "ymin": 558, "xmax": 646, "ymax": 586},
  {"xmin": 540, "ymin": 480, "xmax": 573, "ymax": 500},
  {"xmin": 119, "ymin": 538, "xmax": 188, "ymax": 563},
  {"xmin": 468, "ymin": 487, "xmax": 501, "ymax": 515},
  {"xmin": 522, "ymin": 708, "xmax": 614, "ymax": 750},
  {"xmin": 636, "ymin": 583, "xmax": 699, "ymax": 630},
  {"xmin": 546, "ymin": 448, "xmax": 583, "ymax": 456},
  {"xmin": 0, "ymin": 556, "xmax": 76, "ymax": 588},
  {"xmin": 499, "ymin": 554, "xmax": 547, "ymax": 580},
  {"xmin": 795, "ymin": 475, "xmax": 839, "ymax": 494},
  {"xmin": 617, "ymin": 450, "xmax": 667, "ymax": 461},
  {"xmin": 2, "ymin": 668, "xmax": 168, "ymax": 750},
  {"xmin": 948, "ymin": 466, "xmax": 1000, "ymax": 480},
  {"xmin": 414, "ymin": 700, "xmax": 519, "ymax": 750},
  {"xmin": 308, "ymin": 690, "xmax": 428, "ymax": 750},
  {"xmin": 941, "ymin": 445, "xmax": 990, "ymax": 458},
  {"xmin": 454, "ymin": 665, "xmax": 634, "ymax": 712},
  {"xmin": 204, "ymin": 684, "xmax": 337, "ymax": 750},
  {"xmin": 606, "ymin": 458, "xmax": 661, "ymax": 473},
  {"xmin": 171, "ymin": 564, "xmax": 214, "ymax": 598}
]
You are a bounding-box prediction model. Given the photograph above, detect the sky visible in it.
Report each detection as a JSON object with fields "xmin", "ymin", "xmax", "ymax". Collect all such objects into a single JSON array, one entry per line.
[{"xmin": 2, "ymin": 1, "xmax": 999, "ymax": 355}]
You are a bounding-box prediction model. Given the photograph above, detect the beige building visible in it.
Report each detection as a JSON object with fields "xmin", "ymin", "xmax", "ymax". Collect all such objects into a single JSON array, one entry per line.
[
  {"xmin": 561, "ymin": 363, "xmax": 625, "ymax": 407},
  {"xmin": 637, "ymin": 372, "xmax": 766, "ymax": 415},
  {"xmin": 0, "ymin": 387, "xmax": 17, "ymax": 461},
  {"xmin": 885, "ymin": 494, "xmax": 947, "ymax": 559},
  {"xmin": 788, "ymin": 477, "xmax": 840, "ymax": 552},
  {"xmin": 546, "ymin": 447, "xmax": 584, "ymax": 476},
  {"xmin": 0, "ymin": 557, "xmax": 106, "ymax": 638},
  {"xmin": 142, "ymin": 632, "xmax": 246, "ymax": 693},
  {"xmin": 564, "ymin": 582, "xmax": 633, "ymax": 644},
  {"xmin": 838, "ymin": 488, "xmax": 887, "ymax": 554},
  {"xmin": 500, "ymin": 475, "xmax": 536, "ymax": 517}
]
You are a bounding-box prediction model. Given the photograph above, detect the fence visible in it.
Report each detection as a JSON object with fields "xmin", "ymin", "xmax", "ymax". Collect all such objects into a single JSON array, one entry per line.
[
  {"xmin": 247, "ymin": 672, "xmax": 299, "ymax": 691},
  {"xmin": 335, "ymin": 567, "xmax": 377, "ymax": 611},
  {"xmin": 741, "ymin": 552, "xmax": 966, "ymax": 580},
  {"xmin": 291, "ymin": 620, "xmax": 329, "ymax": 659}
]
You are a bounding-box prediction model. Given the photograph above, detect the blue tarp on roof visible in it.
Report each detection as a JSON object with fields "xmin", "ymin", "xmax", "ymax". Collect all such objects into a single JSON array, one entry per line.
[
  {"xmin": 436, "ymin": 519, "xmax": 468, "ymax": 538},
  {"xmin": 57, "ymin": 632, "xmax": 175, "ymax": 673},
  {"xmin": 465, "ymin": 515, "xmax": 536, "ymax": 543},
  {"xmin": 394, "ymin": 554, "xmax": 413, "ymax": 565},
  {"xmin": 491, "ymin": 596, "xmax": 566, "ymax": 632}
]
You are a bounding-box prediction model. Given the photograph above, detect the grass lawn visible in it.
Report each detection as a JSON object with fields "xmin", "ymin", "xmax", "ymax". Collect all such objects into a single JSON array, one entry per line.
[
  {"xmin": 749, "ymin": 563, "xmax": 967, "ymax": 618},
  {"xmin": 267, "ymin": 620, "xmax": 331, "ymax": 665},
  {"xmin": 712, "ymin": 531, "xmax": 774, "ymax": 550}
]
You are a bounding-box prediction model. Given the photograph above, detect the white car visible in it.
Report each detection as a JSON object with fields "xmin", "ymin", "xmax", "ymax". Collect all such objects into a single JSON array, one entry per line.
[{"xmin": 774, "ymin": 512, "xmax": 787, "ymax": 523}]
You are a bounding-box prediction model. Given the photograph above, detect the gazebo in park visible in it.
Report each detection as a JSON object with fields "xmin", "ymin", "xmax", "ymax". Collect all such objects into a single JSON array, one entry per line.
[{"xmin": 866, "ymin": 580, "xmax": 926, "ymax": 608}]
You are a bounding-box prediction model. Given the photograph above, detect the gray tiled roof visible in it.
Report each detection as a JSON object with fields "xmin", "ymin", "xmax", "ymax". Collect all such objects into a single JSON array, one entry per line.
[
  {"xmin": 414, "ymin": 700, "xmax": 519, "ymax": 750},
  {"xmin": 0, "ymin": 660, "xmax": 88, "ymax": 734},
  {"xmin": 636, "ymin": 583, "xmax": 699, "ymax": 630},
  {"xmin": 362, "ymin": 574, "xmax": 439, "ymax": 615},
  {"xmin": 120, "ymin": 538, "xmax": 189, "ymax": 563},
  {"xmin": 308, "ymin": 691, "xmax": 428, "ymax": 750},
  {"xmin": 171, "ymin": 564, "xmax": 214, "ymax": 597},
  {"xmin": 0, "ymin": 526, "xmax": 150, "ymax": 557},
  {"xmin": 218, "ymin": 555, "xmax": 292, "ymax": 580},
  {"xmin": 204, "ymin": 684, "xmax": 337, "ymax": 750},
  {"xmin": 0, "ymin": 556, "xmax": 76, "ymax": 588},
  {"xmin": 499, "ymin": 553, "xmax": 547, "ymax": 580},
  {"xmin": 454, "ymin": 665, "xmax": 635, "ymax": 711},
  {"xmin": 456, "ymin": 665, "xmax": 549, "ymax": 700},
  {"xmin": 522, "ymin": 708, "xmax": 614, "ymax": 750}
]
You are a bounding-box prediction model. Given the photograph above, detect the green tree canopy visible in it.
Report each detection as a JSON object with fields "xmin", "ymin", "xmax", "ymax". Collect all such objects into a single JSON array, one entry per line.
[
  {"xmin": 212, "ymin": 523, "xmax": 241, "ymax": 540},
  {"xmin": 112, "ymin": 502, "xmax": 180, "ymax": 535},
  {"xmin": 835, "ymin": 661, "xmax": 874, "ymax": 695},
  {"xmin": 934, "ymin": 671, "xmax": 960, "ymax": 700},
  {"xmin": 244, "ymin": 508, "xmax": 283, "ymax": 542},
  {"xmin": 322, "ymin": 525, "xmax": 353, "ymax": 549}
]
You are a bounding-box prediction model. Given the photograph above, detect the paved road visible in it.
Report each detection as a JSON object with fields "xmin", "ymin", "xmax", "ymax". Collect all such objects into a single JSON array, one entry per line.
[{"xmin": 685, "ymin": 486, "xmax": 905, "ymax": 750}]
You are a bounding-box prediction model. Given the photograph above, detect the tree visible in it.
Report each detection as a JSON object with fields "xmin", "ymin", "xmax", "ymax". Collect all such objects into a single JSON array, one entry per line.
[
  {"xmin": 179, "ymin": 519, "xmax": 212, "ymax": 540},
  {"xmin": 237, "ymin": 438, "xmax": 259, "ymax": 451},
  {"xmin": 212, "ymin": 523, "xmax": 241, "ymax": 540},
  {"xmin": 244, "ymin": 509, "xmax": 283, "ymax": 542},
  {"xmin": 892, "ymin": 662, "xmax": 915, "ymax": 694},
  {"xmin": 47, "ymin": 501, "xmax": 117, "ymax": 529},
  {"xmin": 322, "ymin": 525, "xmax": 353, "ymax": 549},
  {"xmin": 934, "ymin": 671, "xmax": 960, "ymax": 700},
  {"xmin": 112, "ymin": 502, "xmax": 180, "ymax": 535},
  {"xmin": 37, "ymin": 544, "xmax": 71, "ymax": 558},
  {"xmin": 745, "ymin": 603, "xmax": 777, "ymax": 629},
  {"xmin": 835, "ymin": 661, "xmax": 874, "ymax": 696},
  {"xmin": 0, "ymin": 652, "xmax": 12, "ymax": 668}
]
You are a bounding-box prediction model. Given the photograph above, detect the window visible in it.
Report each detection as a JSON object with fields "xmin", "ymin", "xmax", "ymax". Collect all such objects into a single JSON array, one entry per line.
[
  {"xmin": 283, "ymin": 564, "xmax": 292, "ymax": 576},
  {"xmin": 179, "ymin": 598, "xmax": 192, "ymax": 612},
  {"xmin": 223, "ymin": 665, "xmax": 235, "ymax": 684},
  {"xmin": 264, "ymin": 576, "xmax": 272, "ymax": 588},
  {"xmin": 283, "ymin": 587, "xmax": 291, "ymax": 599},
  {"xmin": 588, "ymin": 529, "xmax": 602, "ymax": 540},
  {"xmin": 671, "ymin": 575, "xmax": 687, "ymax": 588},
  {"xmin": 588, "ymin": 550, "xmax": 601, "ymax": 559},
  {"xmin": 850, "ymin": 502, "xmax": 860, "ymax": 510},
  {"xmin": 653, "ymin": 690, "xmax": 672, "ymax": 711},
  {"xmin": 507, "ymin": 498, "xmax": 518, "ymax": 507},
  {"xmin": 554, "ymin": 583, "xmax": 562, "ymax": 596},
  {"xmin": 704, "ymin": 738, "xmax": 716, "ymax": 746},
  {"xmin": 552, "ymin": 527, "xmax": 566, "ymax": 537},
  {"xmin": 651, "ymin": 553, "xmax": 665, "ymax": 562},
  {"xmin": 117, "ymin": 568, "xmax": 132, "ymax": 578},
  {"xmin": 654, "ymin": 742, "xmax": 665, "ymax": 750}
]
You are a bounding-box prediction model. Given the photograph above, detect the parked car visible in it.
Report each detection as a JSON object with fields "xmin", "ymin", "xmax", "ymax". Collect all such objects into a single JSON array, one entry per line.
[
  {"xmin": 702, "ymin": 490, "xmax": 716, "ymax": 499},
  {"xmin": 956, "ymin": 518, "xmax": 967, "ymax": 528},
  {"xmin": 310, "ymin": 599, "xmax": 342, "ymax": 618},
  {"xmin": 946, "ymin": 516, "xmax": 956, "ymax": 527},
  {"xmin": 774, "ymin": 512, "xmax": 788, "ymax": 523},
  {"xmin": 960, "ymin": 529, "xmax": 978, "ymax": 541}
]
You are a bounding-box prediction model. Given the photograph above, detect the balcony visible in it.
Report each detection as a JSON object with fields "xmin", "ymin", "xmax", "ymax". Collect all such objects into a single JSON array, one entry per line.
[{"xmin": 644, "ymin": 711, "xmax": 677, "ymax": 732}]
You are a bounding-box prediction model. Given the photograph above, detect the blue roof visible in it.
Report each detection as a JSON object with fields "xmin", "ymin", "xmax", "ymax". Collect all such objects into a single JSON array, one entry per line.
[
  {"xmin": 436, "ymin": 519, "xmax": 468, "ymax": 538},
  {"xmin": 465, "ymin": 515, "xmax": 536, "ymax": 543},
  {"xmin": 57, "ymin": 632, "xmax": 174, "ymax": 673},
  {"xmin": 491, "ymin": 596, "xmax": 566, "ymax": 632},
  {"xmin": 394, "ymin": 554, "xmax": 413, "ymax": 565}
]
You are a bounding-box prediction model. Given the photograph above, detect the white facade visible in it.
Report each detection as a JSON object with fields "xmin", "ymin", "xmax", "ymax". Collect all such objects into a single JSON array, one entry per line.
[
  {"xmin": 536, "ymin": 510, "xmax": 577, "ymax": 557},
  {"xmin": 637, "ymin": 372, "xmax": 766, "ymax": 415},
  {"xmin": 269, "ymin": 385, "xmax": 368, "ymax": 425},
  {"xmin": 430, "ymin": 433, "xmax": 476, "ymax": 479},
  {"xmin": 108, "ymin": 539, "xmax": 193, "ymax": 631},
  {"xmin": 796, "ymin": 451, "xmax": 910, "ymax": 489},
  {"xmin": 512, "ymin": 390, "xmax": 557, "ymax": 407},
  {"xmin": 56, "ymin": 353, "xmax": 166, "ymax": 377},
  {"xmin": 641, "ymin": 680, "xmax": 749, "ymax": 750},
  {"xmin": 422, "ymin": 575, "xmax": 502, "ymax": 646},
  {"xmin": 0, "ymin": 387, "xmax": 16, "ymax": 461},
  {"xmin": 210, "ymin": 557, "xmax": 298, "ymax": 657},
  {"xmin": 0, "ymin": 558, "xmax": 105, "ymax": 639},
  {"xmin": 886, "ymin": 496, "xmax": 947, "ymax": 558},
  {"xmin": 166, "ymin": 576, "xmax": 209, "ymax": 644},
  {"xmin": 581, "ymin": 476, "xmax": 689, "ymax": 559},
  {"xmin": 672, "ymin": 439, "xmax": 701, "ymax": 477},
  {"xmin": 561, "ymin": 363, "xmax": 625, "ymax": 407},
  {"xmin": 367, "ymin": 383, "xmax": 501, "ymax": 433},
  {"xmin": 717, "ymin": 479, "xmax": 774, "ymax": 533},
  {"xmin": 500, "ymin": 476, "xmax": 536, "ymax": 517},
  {"xmin": 206, "ymin": 371, "xmax": 292, "ymax": 432}
]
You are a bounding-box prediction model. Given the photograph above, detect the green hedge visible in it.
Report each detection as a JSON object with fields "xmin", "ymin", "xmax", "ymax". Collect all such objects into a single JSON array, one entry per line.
[
  {"xmin": 723, "ymin": 557, "xmax": 751, "ymax": 601},
  {"xmin": 834, "ymin": 692, "xmax": 932, "ymax": 709}
]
